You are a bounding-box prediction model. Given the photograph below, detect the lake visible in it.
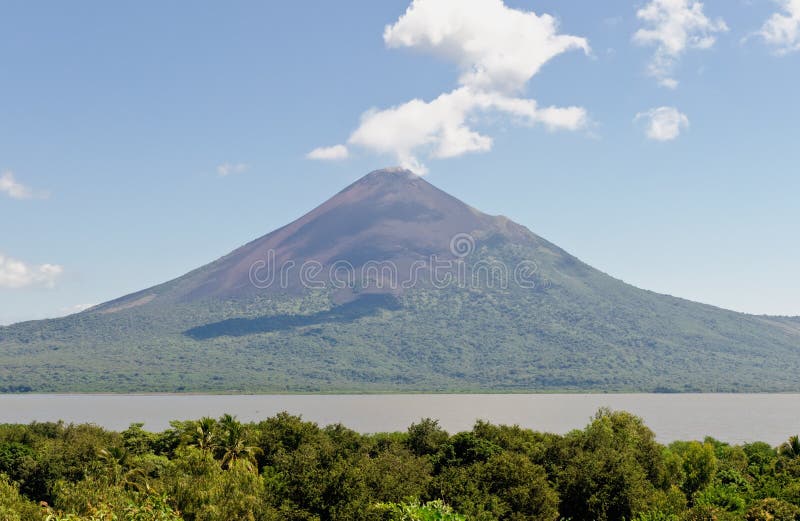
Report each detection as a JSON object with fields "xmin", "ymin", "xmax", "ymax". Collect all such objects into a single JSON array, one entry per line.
[{"xmin": 0, "ymin": 393, "xmax": 797, "ymax": 445}]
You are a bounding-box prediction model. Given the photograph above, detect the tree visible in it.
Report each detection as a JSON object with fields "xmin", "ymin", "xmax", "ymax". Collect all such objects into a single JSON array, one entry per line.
[
  {"xmin": 187, "ymin": 418, "xmax": 217, "ymax": 454},
  {"xmin": 556, "ymin": 410, "xmax": 669, "ymax": 521},
  {"xmin": 377, "ymin": 500, "xmax": 466, "ymax": 521},
  {"xmin": 253, "ymin": 412, "xmax": 322, "ymax": 468},
  {"xmin": 359, "ymin": 445, "xmax": 432, "ymax": 503},
  {"xmin": 779, "ymin": 435, "xmax": 800, "ymax": 459},
  {"xmin": 0, "ymin": 474, "xmax": 42, "ymax": 521},
  {"xmin": 745, "ymin": 498, "xmax": 800, "ymax": 521},
  {"xmin": 478, "ymin": 452, "xmax": 559, "ymax": 521},
  {"xmin": 98, "ymin": 446, "xmax": 129, "ymax": 468},
  {"xmin": 121, "ymin": 423, "xmax": 159, "ymax": 456},
  {"xmin": 433, "ymin": 432, "xmax": 502, "ymax": 471},
  {"xmin": 216, "ymin": 416, "xmax": 260, "ymax": 472},
  {"xmin": 96, "ymin": 446, "xmax": 148, "ymax": 491},
  {"xmin": 675, "ymin": 442, "xmax": 717, "ymax": 499},
  {"xmin": 405, "ymin": 419, "xmax": 449, "ymax": 458}
]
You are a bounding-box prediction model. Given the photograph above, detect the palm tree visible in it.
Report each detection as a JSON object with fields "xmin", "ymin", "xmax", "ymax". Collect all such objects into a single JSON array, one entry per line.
[
  {"xmin": 217, "ymin": 414, "xmax": 261, "ymax": 472},
  {"xmin": 187, "ymin": 416, "xmax": 218, "ymax": 453},
  {"xmin": 98, "ymin": 446, "xmax": 129, "ymax": 467},
  {"xmin": 780, "ymin": 435, "xmax": 800, "ymax": 459},
  {"xmin": 97, "ymin": 446, "xmax": 147, "ymax": 490}
]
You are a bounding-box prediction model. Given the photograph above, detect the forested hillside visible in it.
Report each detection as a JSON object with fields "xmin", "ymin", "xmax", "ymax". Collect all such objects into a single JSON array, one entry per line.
[{"xmin": 2, "ymin": 169, "xmax": 799, "ymax": 393}]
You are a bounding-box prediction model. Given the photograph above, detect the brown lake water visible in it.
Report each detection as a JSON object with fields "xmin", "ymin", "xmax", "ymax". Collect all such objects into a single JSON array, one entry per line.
[{"xmin": 0, "ymin": 393, "xmax": 797, "ymax": 445}]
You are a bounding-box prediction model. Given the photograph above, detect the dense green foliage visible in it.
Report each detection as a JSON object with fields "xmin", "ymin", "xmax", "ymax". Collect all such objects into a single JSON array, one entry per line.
[
  {"xmin": 2, "ymin": 238, "xmax": 800, "ymax": 393},
  {"xmin": 3, "ymin": 170, "xmax": 800, "ymax": 394},
  {"xmin": 1, "ymin": 409, "xmax": 800, "ymax": 520}
]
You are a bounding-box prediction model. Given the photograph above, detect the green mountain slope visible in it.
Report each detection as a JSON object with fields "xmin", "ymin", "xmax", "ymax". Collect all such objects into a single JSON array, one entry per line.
[{"xmin": 1, "ymin": 168, "xmax": 798, "ymax": 393}]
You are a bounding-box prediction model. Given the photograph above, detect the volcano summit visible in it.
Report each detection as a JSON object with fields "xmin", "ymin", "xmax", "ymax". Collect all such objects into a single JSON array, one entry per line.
[{"xmin": 1, "ymin": 168, "xmax": 799, "ymax": 393}]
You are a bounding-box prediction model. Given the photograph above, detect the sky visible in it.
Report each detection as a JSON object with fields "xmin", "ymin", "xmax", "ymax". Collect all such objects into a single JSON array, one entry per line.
[{"xmin": 1, "ymin": 0, "xmax": 799, "ymax": 325}]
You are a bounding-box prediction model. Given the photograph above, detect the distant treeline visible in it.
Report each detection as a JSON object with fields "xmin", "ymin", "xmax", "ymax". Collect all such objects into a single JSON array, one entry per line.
[{"xmin": 2, "ymin": 409, "xmax": 800, "ymax": 521}]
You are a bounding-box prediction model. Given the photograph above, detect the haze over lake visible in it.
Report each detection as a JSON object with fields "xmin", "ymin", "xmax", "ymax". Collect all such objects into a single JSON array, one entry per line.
[{"xmin": 1, "ymin": 393, "xmax": 797, "ymax": 445}]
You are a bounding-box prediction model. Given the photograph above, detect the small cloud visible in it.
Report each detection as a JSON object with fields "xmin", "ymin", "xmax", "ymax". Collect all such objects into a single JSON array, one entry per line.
[
  {"xmin": 659, "ymin": 77, "xmax": 679, "ymax": 89},
  {"xmin": 0, "ymin": 170, "xmax": 43, "ymax": 200},
  {"xmin": 60, "ymin": 303, "xmax": 96, "ymax": 315},
  {"xmin": 306, "ymin": 144, "xmax": 350, "ymax": 161},
  {"xmin": 635, "ymin": 107, "xmax": 690, "ymax": 141},
  {"xmin": 755, "ymin": 0, "xmax": 800, "ymax": 54},
  {"xmin": 216, "ymin": 163, "xmax": 249, "ymax": 177},
  {"xmin": 633, "ymin": 0, "xmax": 728, "ymax": 87},
  {"xmin": 0, "ymin": 252, "xmax": 63, "ymax": 289}
]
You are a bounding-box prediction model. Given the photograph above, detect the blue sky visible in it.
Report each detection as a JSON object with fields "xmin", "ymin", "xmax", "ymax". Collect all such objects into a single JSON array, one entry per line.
[{"xmin": 1, "ymin": 0, "xmax": 799, "ymax": 325}]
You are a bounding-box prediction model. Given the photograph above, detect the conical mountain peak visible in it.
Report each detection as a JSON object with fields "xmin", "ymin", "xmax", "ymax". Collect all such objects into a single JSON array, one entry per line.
[
  {"xmin": 338, "ymin": 166, "xmax": 425, "ymax": 195},
  {"xmin": 365, "ymin": 166, "xmax": 420, "ymax": 177},
  {"xmin": 94, "ymin": 168, "xmax": 539, "ymax": 308}
]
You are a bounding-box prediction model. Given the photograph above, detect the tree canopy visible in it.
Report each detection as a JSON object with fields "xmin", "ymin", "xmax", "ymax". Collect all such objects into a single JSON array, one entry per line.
[{"xmin": 1, "ymin": 410, "xmax": 799, "ymax": 521}]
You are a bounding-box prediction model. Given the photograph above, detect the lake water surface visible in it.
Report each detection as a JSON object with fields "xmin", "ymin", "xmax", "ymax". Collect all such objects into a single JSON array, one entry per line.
[{"xmin": 0, "ymin": 394, "xmax": 797, "ymax": 445}]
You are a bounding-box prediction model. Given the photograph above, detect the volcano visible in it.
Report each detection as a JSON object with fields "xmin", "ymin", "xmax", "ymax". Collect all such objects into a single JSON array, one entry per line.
[
  {"xmin": 92, "ymin": 167, "xmax": 542, "ymax": 309},
  {"xmin": 2, "ymin": 168, "xmax": 799, "ymax": 393}
]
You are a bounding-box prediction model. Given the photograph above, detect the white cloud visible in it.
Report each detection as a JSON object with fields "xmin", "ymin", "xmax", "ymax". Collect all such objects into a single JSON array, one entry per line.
[
  {"xmin": 757, "ymin": 0, "xmax": 800, "ymax": 54},
  {"xmin": 307, "ymin": 145, "xmax": 350, "ymax": 160},
  {"xmin": 0, "ymin": 171, "xmax": 36, "ymax": 199},
  {"xmin": 635, "ymin": 106, "xmax": 690, "ymax": 141},
  {"xmin": 216, "ymin": 163, "xmax": 249, "ymax": 176},
  {"xmin": 60, "ymin": 303, "xmax": 96, "ymax": 315},
  {"xmin": 659, "ymin": 77, "xmax": 680, "ymax": 89},
  {"xmin": 383, "ymin": 0, "xmax": 589, "ymax": 93},
  {"xmin": 0, "ymin": 253, "xmax": 63, "ymax": 289},
  {"xmin": 633, "ymin": 0, "xmax": 728, "ymax": 88},
  {"xmin": 314, "ymin": 0, "xmax": 590, "ymax": 174},
  {"xmin": 349, "ymin": 87, "xmax": 586, "ymax": 174}
]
